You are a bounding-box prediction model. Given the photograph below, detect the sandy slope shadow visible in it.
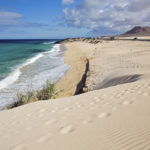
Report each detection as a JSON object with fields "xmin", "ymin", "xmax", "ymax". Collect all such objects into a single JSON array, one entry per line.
[
  {"xmin": 74, "ymin": 59, "xmax": 89, "ymax": 95},
  {"xmin": 94, "ymin": 74, "xmax": 142, "ymax": 90}
]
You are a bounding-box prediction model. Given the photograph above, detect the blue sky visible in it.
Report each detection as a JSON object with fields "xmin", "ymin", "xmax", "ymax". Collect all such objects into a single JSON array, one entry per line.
[
  {"xmin": 0, "ymin": 0, "xmax": 150, "ymax": 39},
  {"xmin": 0, "ymin": 0, "xmax": 88, "ymax": 39}
]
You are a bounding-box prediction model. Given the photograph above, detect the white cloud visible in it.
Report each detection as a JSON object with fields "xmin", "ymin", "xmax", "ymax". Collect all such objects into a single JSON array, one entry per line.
[
  {"xmin": 0, "ymin": 11, "xmax": 23, "ymax": 26},
  {"xmin": 62, "ymin": 0, "xmax": 74, "ymax": 5},
  {"xmin": 62, "ymin": 0, "xmax": 150, "ymax": 35},
  {"xmin": 128, "ymin": 0, "xmax": 150, "ymax": 12},
  {"xmin": 0, "ymin": 11, "xmax": 47, "ymax": 30}
]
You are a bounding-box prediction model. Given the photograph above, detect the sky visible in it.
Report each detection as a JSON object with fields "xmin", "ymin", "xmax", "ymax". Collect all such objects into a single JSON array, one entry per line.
[{"xmin": 0, "ymin": 0, "xmax": 150, "ymax": 39}]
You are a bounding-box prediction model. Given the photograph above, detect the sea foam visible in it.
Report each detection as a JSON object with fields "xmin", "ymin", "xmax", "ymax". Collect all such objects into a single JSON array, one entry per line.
[
  {"xmin": 43, "ymin": 41, "xmax": 56, "ymax": 45},
  {"xmin": 0, "ymin": 69, "xmax": 21, "ymax": 90},
  {"xmin": 0, "ymin": 44, "xmax": 60, "ymax": 90}
]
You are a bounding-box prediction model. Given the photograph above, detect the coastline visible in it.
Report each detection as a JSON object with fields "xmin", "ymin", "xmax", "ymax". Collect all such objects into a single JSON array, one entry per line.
[
  {"xmin": 0, "ymin": 41, "xmax": 68, "ymax": 110},
  {"xmin": 1, "ymin": 38, "xmax": 150, "ymax": 149},
  {"xmin": 56, "ymin": 41, "xmax": 94, "ymax": 97}
]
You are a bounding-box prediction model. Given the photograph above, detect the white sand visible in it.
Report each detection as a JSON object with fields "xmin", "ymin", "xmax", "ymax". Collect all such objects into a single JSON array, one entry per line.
[{"xmin": 0, "ymin": 39, "xmax": 150, "ymax": 150}]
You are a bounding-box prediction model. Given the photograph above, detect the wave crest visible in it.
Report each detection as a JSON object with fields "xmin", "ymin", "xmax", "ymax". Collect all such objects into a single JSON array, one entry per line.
[{"xmin": 0, "ymin": 44, "xmax": 60, "ymax": 90}]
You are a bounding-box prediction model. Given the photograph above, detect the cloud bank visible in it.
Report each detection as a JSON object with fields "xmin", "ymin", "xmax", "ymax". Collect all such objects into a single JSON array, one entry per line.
[
  {"xmin": 62, "ymin": 0, "xmax": 150, "ymax": 35},
  {"xmin": 0, "ymin": 11, "xmax": 23, "ymax": 26},
  {"xmin": 0, "ymin": 11, "xmax": 47, "ymax": 31}
]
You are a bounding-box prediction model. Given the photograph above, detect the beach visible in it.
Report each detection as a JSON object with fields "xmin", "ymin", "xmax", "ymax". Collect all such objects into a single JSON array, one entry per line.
[
  {"xmin": 0, "ymin": 38, "xmax": 150, "ymax": 149},
  {"xmin": 0, "ymin": 40, "xmax": 69, "ymax": 109},
  {"xmin": 56, "ymin": 42, "xmax": 94, "ymax": 97}
]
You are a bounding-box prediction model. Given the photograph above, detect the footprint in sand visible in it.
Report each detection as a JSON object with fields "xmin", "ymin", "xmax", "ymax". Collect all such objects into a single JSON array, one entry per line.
[
  {"xmin": 122, "ymin": 101, "xmax": 133, "ymax": 105},
  {"xmin": 112, "ymin": 107, "xmax": 119, "ymax": 110},
  {"xmin": 90, "ymin": 102, "xmax": 96, "ymax": 105},
  {"xmin": 143, "ymin": 93, "xmax": 149, "ymax": 96},
  {"xmin": 82, "ymin": 119, "xmax": 92, "ymax": 124},
  {"xmin": 26, "ymin": 114, "xmax": 31, "ymax": 117},
  {"xmin": 38, "ymin": 114, "xmax": 44, "ymax": 118},
  {"xmin": 147, "ymin": 85, "xmax": 150, "ymax": 89},
  {"xmin": 37, "ymin": 133, "xmax": 52, "ymax": 143},
  {"xmin": 44, "ymin": 119, "xmax": 57, "ymax": 126},
  {"xmin": 90, "ymin": 106, "xmax": 95, "ymax": 110},
  {"xmin": 94, "ymin": 97, "xmax": 99, "ymax": 100},
  {"xmin": 9, "ymin": 144, "xmax": 25, "ymax": 150},
  {"xmin": 25, "ymin": 126, "xmax": 32, "ymax": 131},
  {"xmin": 137, "ymin": 91, "xmax": 142, "ymax": 95},
  {"xmin": 76, "ymin": 104, "xmax": 85, "ymax": 108},
  {"xmin": 103, "ymin": 102, "xmax": 110, "ymax": 106},
  {"xmin": 11, "ymin": 121, "xmax": 19, "ymax": 126},
  {"xmin": 63, "ymin": 107, "xmax": 72, "ymax": 111},
  {"xmin": 119, "ymin": 96, "xmax": 124, "ymax": 99},
  {"xmin": 39, "ymin": 109, "xmax": 46, "ymax": 113},
  {"xmin": 51, "ymin": 109, "xmax": 58, "ymax": 113},
  {"xmin": 98, "ymin": 112, "xmax": 111, "ymax": 118},
  {"xmin": 60, "ymin": 125, "xmax": 74, "ymax": 134},
  {"xmin": 95, "ymin": 98, "xmax": 101, "ymax": 102}
]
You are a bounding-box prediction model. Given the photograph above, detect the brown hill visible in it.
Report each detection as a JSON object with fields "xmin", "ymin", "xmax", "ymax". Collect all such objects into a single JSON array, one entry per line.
[{"xmin": 121, "ymin": 26, "xmax": 150, "ymax": 36}]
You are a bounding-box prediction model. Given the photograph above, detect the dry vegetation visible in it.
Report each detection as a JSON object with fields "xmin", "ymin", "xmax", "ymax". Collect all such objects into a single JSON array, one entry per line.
[{"xmin": 7, "ymin": 81, "xmax": 61, "ymax": 109}]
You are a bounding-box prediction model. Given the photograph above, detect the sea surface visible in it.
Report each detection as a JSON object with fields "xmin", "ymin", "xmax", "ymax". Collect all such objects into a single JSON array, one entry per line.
[{"xmin": 0, "ymin": 39, "xmax": 69, "ymax": 109}]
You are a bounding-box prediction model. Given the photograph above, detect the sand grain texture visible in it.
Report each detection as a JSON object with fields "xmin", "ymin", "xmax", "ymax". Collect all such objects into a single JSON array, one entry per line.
[{"xmin": 1, "ymin": 39, "xmax": 150, "ymax": 150}]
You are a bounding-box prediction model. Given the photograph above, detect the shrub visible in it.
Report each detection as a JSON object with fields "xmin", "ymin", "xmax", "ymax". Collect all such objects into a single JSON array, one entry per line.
[
  {"xmin": 6, "ymin": 80, "xmax": 59, "ymax": 109},
  {"xmin": 37, "ymin": 81, "xmax": 58, "ymax": 100}
]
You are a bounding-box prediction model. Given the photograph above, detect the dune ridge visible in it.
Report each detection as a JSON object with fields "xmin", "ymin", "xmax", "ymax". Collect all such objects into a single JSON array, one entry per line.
[{"xmin": 0, "ymin": 39, "xmax": 150, "ymax": 149}]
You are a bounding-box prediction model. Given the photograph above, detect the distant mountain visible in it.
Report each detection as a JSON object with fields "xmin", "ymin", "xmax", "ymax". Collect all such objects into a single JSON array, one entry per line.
[{"xmin": 121, "ymin": 26, "xmax": 150, "ymax": 36}]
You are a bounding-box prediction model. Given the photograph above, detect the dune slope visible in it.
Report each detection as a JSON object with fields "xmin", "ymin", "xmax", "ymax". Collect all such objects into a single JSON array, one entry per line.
[{"xmin": 0, "ymin": 39, "xmax": 150, "ymax": 150}]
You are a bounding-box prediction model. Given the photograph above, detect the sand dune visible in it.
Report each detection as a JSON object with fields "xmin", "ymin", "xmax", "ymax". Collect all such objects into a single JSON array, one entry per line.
[{"xmin": 0, "ymin": 39, "xmax": 150, "ymax": 150}]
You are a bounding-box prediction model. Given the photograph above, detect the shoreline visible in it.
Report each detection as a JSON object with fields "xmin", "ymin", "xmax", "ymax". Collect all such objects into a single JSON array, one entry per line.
[
  {"xmin": 56, "ymin": 42, "xmax": 93, "ymax": 98},
  {"xmin": 0, "ymin": 42, "xmax": 68, "ymax": 110},
  {"xmin": 56, "ymin": 37, "xmax": 150, "ymax": 94},
  {"xmin": 1, "ymin": 38, "xmax": 150, "ymax": 149},
  {"xmin": 2, "ymin": 41, "xmax": 91, "ymax": 109}
]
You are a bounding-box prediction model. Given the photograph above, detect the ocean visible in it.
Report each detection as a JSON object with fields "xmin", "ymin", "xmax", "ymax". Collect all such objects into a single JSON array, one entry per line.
[{"xmin": 0, "ymin": 39, "xmax": 69, "ymax": 109}]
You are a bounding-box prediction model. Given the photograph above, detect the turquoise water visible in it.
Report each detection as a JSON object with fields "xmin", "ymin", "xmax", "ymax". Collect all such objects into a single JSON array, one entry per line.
[
  {"xmin": 0, "ymin": 39, "xmax": 69, "ymax": 109},
  {"xmin": 0, "ymin": 40, "xmax": 54, "ymax": 80}
]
